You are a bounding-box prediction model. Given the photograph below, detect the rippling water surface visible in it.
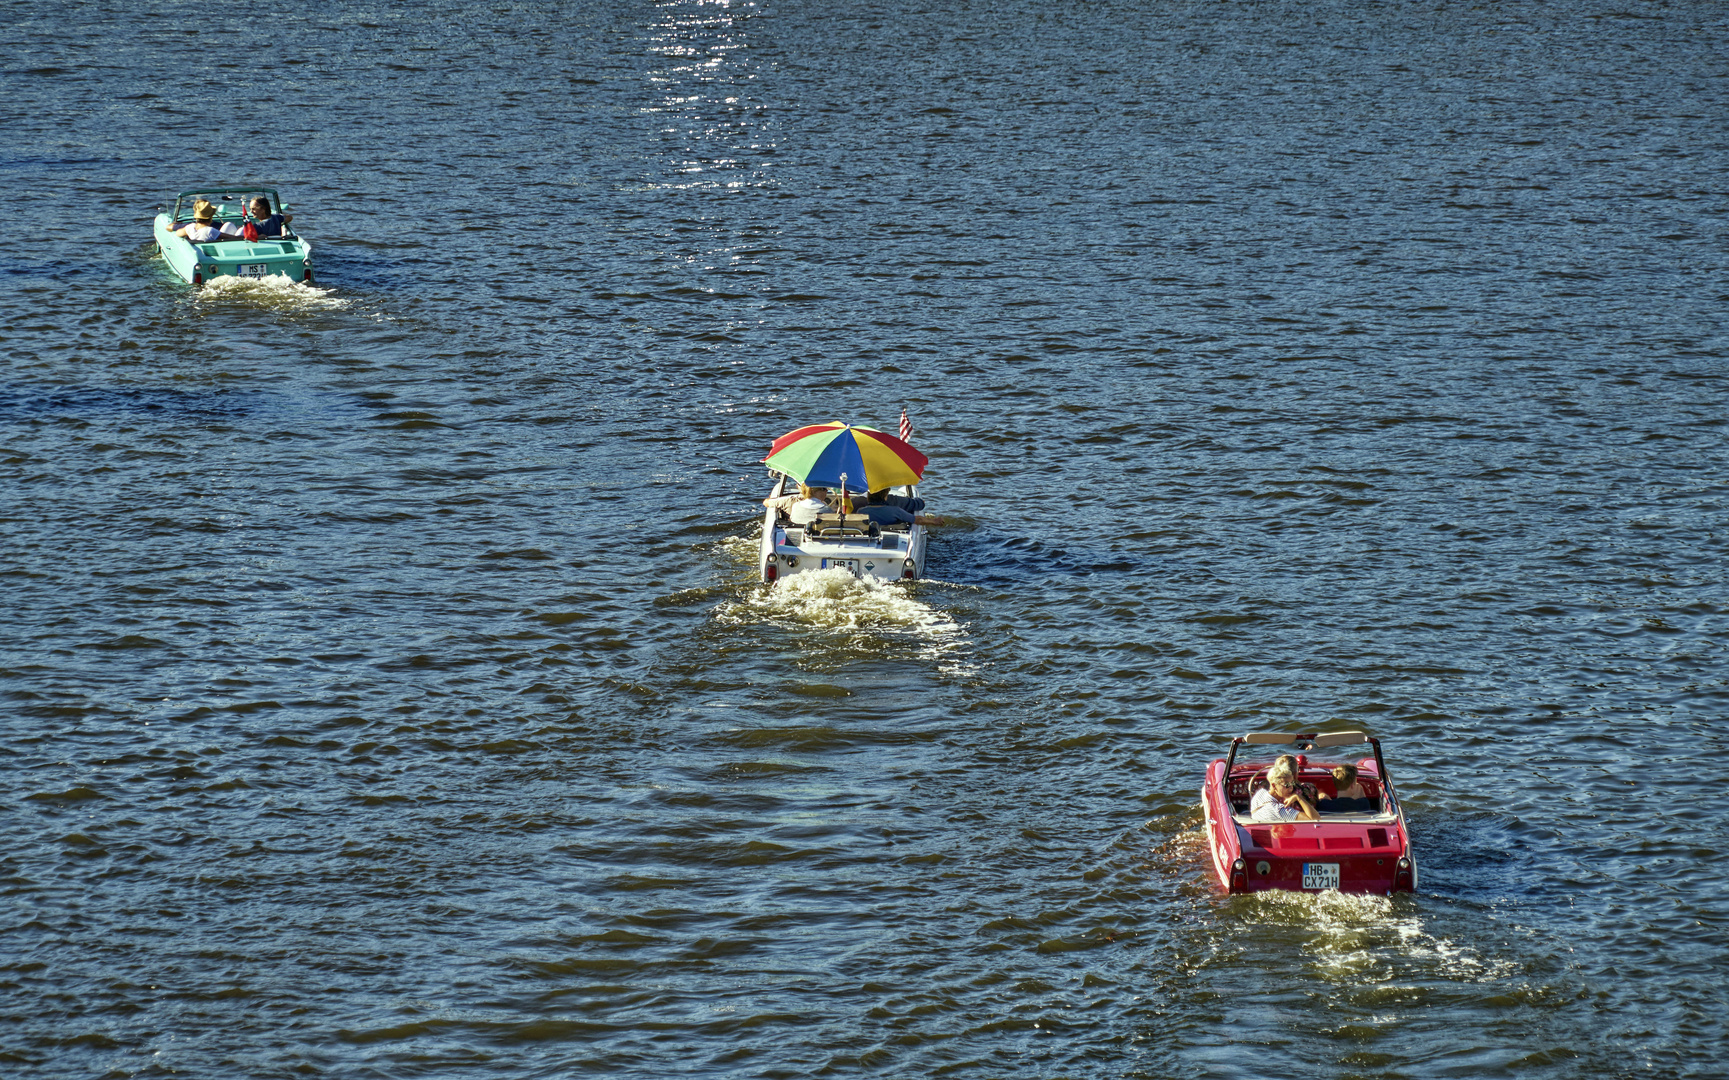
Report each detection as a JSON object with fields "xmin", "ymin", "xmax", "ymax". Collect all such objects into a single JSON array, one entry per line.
[{"xmin": 3, "ymin": 1, "xmax": 1727, "ymax": 1076}]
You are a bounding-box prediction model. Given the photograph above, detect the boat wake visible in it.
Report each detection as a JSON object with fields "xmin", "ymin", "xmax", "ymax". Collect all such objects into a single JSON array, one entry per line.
[
  {"xmin": 1240, "ymin": 888, "xmax": 1521, "ymax": 989},
  {"xmin": 193, "ymin": 275, "xmax": 348, "ymax": 310},
  {"xmin": 717, "ymin": 566, "xmax": 955, "ymax": 631},
  {"xmin": 706, "ymin": 535, "xmax": 975, "ymax": 675}
]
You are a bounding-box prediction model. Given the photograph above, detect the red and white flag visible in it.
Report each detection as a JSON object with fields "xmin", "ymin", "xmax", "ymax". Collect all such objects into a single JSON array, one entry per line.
[{"xmin": 899, "ymin": 406, "xmax": 912, "ymax": 443}]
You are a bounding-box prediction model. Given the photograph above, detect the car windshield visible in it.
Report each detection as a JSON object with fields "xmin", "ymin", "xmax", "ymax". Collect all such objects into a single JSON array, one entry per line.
[
  {"xmin": 1228, "ymin": 731, "xmax": 1377, "ymax": 771},
  {"xmin": 175, "ymin": 190, "xmax": 279, "ymax": 222}
]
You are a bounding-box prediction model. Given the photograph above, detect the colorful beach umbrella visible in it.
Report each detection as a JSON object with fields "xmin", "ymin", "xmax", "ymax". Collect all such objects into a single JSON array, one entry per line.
[{"xmin": 762, "ymin": 422, "xmax": 927, "ymax": 491}]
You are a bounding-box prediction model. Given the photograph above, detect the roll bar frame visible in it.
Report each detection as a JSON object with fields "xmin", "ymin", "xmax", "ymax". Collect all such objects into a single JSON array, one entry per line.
[{"xmin": 1222, "ymin": 731, "xmax": 1391, "ymax": 789}]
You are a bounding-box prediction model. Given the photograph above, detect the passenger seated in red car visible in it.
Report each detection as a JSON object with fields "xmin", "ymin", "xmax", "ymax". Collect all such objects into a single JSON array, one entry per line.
[
  {"xmin": 1333, "ymin": 764, "xmax": 1365, "ymax": 800},
  {"xmin": 1317, "ymin": 764, "xmax": 1375, "ymax": 813}
]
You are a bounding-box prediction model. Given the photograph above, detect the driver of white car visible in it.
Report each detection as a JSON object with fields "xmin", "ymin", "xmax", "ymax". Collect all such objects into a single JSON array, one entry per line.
[{"xmin": 763, "ymin": 484, "xmax": 837, "ymax": 525}]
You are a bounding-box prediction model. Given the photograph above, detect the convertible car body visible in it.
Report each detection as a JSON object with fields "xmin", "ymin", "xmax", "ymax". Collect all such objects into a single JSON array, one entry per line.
[
  {"xmin": 153, "ymin": 186, "xmax": 312, "ymax": 285},
  {"xmin": 1201, "ymin": 730, "xmax": 1416, "ymax": 895},
  {"xmin": 758, "ymin": 472, "xmax": 927, "ymax": 584}
]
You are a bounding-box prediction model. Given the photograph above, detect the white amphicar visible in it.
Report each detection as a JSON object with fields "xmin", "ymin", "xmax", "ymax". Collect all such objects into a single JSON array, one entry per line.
[
  {"xmin": 756, "ymin": 419, "xmax": 932, "ymax": 584},
  {"xmin": 758, "ymin": 473, "xmax": 928, "ymax": 584}
]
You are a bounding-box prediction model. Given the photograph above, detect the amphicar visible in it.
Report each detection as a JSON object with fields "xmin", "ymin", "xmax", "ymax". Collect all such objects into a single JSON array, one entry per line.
[
  {"xmin": 1201, "ymin": 730, "xmax": 1416, "ymax": 895},
  {"xmin": 153, "ymin": 186, "xmax": 312, "ymax": 286},
  {"xmin": 757, "ymin": 473, "xmax": 928, "ymax": 584}
]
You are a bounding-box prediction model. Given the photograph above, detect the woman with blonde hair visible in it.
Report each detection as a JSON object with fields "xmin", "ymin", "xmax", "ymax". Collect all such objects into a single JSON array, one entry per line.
[{"xmin": 763, "ymin": 483, "xmax": 839, "ymax": 525}]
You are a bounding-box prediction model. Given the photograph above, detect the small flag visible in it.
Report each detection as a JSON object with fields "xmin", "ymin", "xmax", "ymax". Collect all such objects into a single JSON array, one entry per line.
[{"xmin": 899, "ymin": 406, "xmax": 912, "ymax": 443}]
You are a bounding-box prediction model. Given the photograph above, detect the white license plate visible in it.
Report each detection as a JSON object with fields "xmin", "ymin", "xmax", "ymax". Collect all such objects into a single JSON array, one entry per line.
[
  {"xmin": 237, "ymin": 263, "xmax": 270, "ymax": 277},
  {"xmin": 1302, "ymin": 863, "xmax": 1341, "ymax": 890},
  {"xmin": 820, "ymin": 558, "xmax": 859, "ymax": 573}
]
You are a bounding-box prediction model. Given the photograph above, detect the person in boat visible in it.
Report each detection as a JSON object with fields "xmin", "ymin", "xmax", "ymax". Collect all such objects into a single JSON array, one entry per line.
[
  {"xmin": 249, "ymin": 195, "xmax": 292, "ymax": 238},
  {"xmin": 1317, "ymin": 764, "xmax": 1373, "ymax": 814},
  {"xmin": 1251, "ymin": 763, "xmax": 1318, "ymax": 822},
  {"xmin": 216, "ymin": 196, "xmax": 293, "ymax": 240},
  {"xmin": 169, "ymin": 199, "xmax": 223, "ymax": 242},
  {"xmin": 764, "ymin": 484, "xmax": 837, "ymax": 526},
  {"xmin": 1272, "ymin": 753, "xmax": 1318, "ymax": 802},
  {"xmin": 866, "ymin": 487, "xmax": 925, "ymax": 514},
  {"xmin": 849, "ymin": 488, "xmax": 945, "ymax": 527},
  {"xmin": 1331, "ymin": 764, "xmax": 1366, "ymax": 801}
]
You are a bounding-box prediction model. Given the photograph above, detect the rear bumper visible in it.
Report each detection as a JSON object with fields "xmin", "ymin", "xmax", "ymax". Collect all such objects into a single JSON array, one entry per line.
[
  {"xmin": 1234, "ymin": 861, "xmax": 1415, "ymax": 895},
  {"xmin": 760, "ymin": 521, "xmax": 926, "ymax": 582},
  {"xmin": 195, "ymin": 241, "xmax": 311, "ymax": 280},
  {"xmin": 767, "ymin": 545, "xmax": 911, "ymax": 581}
]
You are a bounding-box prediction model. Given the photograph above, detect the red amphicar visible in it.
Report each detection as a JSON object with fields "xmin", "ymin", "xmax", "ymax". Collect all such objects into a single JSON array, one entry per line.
[{"xmin": 1201, "ymin": 730, "xmax": 1417, "ymax": 895}]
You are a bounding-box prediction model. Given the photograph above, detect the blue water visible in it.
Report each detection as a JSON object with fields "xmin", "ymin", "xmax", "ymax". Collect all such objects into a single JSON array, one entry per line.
[{"xmin": 2, "ymin": 1, "xmax": 1727, "ymax": 1076}]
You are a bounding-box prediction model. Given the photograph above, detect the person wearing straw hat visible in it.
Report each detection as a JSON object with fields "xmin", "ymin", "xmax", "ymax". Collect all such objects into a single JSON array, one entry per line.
[{"xmin": 169, "ymin": 199, "xmax": 223, "ymax": 242}]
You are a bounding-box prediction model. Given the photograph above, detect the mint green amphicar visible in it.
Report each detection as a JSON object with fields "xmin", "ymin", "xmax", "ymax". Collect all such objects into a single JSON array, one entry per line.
[{"xmin": 152, "ymin": 186, "xmax": 312, "ymax": 286}]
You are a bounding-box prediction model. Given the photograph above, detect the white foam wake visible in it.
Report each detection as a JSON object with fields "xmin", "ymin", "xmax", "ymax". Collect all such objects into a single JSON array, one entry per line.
[
  {"xmin": 716, "ymin": 566, "xmax": 947, "ymax": 630},
  {"xmin": 194, "ymin": 274, "xmax": 349, "ymax": 310}
]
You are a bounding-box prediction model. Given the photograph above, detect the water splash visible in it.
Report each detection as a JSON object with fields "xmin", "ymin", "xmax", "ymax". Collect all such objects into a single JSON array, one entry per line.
[
  {"xmin": 717, "ymin": 566, "xmax": 955, "ymax": 632},
  {"xmin": 193, "ymin": 274, "xmax": 348, "ymax": 310}
]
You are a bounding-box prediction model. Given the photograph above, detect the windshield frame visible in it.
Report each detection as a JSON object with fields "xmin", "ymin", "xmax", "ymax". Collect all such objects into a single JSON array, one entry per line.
[{"xmin": 171, "ymin": 186, "xmax": 283, "ymax": 223}]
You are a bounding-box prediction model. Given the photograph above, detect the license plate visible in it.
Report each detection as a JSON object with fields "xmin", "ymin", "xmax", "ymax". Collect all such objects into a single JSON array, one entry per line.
[
  {"xmin": 820, "ymin": 558, "xmax": 859, "ymax": 573},
  {"xmin": 237, "ymin": 263, "xmax": 270, "ymax": 277},
  {"xmin": 1302, "ymin": 863, "xmax": 1340, "ymax": 890}
]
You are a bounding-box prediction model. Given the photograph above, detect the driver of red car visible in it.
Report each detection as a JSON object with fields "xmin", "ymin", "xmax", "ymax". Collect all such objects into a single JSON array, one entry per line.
[{"xmin": 1251, "ymin": 764, "xmax": 1319, "ymax": 822}]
